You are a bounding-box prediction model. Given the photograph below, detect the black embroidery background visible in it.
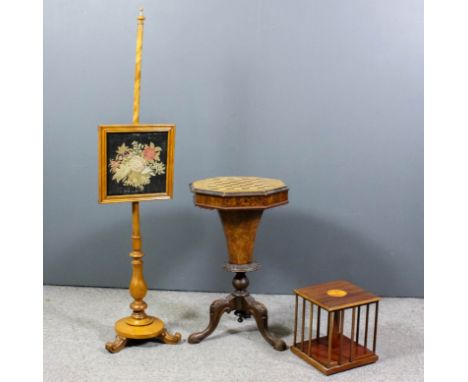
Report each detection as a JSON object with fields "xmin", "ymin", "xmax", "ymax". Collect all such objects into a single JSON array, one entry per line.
[{"xmin": 106, "ymin": 132, "xmax": 168, "ymax": 196}]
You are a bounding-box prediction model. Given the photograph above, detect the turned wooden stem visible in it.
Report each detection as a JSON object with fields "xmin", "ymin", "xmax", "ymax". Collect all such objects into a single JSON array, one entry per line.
[
  {"xmin": 129, "ymin": 202, "xmax": 148, "ymax": 320},
  {"xmin": 127, "ymin": 9, "xmax": 148, "ymax": 322}
]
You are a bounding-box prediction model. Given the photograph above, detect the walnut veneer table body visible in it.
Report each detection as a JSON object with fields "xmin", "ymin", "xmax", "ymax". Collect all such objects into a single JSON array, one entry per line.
[{"xmin": 187, "ymin": 176, "xmax": 289, "ymax": 351}]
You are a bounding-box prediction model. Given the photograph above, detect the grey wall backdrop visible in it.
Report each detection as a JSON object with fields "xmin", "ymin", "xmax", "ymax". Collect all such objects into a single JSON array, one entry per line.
[{"xmin": 44, "ymin": 0, "xmax": 423, "ymax": 297}]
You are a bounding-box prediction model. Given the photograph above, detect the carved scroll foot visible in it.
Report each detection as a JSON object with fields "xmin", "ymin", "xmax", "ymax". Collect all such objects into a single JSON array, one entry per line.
[
  {"xmin": 246, "ymin": 296, "xmax": 287, "ymax": 351},
  {"xmin": 158, "ymin": 329, "xmax": 182, "ymax": 344},
  {"xmin": 105, "ymin": 335, "xmax": 128, "ymax": 353},
  {"xmin": 188, "ymin": 296, "xmax": 234, "ymax": 344}
]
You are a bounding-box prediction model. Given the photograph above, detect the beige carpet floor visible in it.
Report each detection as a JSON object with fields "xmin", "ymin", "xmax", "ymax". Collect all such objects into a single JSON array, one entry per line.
[{"xmin": 44, "ymin": 286, "xmax": 423, "ymax": 382}]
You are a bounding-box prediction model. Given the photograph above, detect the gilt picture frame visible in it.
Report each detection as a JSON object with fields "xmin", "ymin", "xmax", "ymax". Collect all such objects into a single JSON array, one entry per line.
[{"xmin": 98, "ymin": 124, "xmax": 175, "ymax": 204}]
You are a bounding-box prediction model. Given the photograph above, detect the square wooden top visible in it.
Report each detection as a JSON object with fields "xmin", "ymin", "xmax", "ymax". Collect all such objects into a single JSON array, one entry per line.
[{"xmin": 294, "ymin": 280, "xmax": 379, "ymax": 311}]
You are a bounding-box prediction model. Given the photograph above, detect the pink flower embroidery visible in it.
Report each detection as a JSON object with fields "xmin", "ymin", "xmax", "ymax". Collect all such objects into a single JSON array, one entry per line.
[
  {"xmin": 143, "ymin": 146, "xmax": 156, "ymax": 161},
  {"xmin": 110, "ymin": 160, "xmax": 120, "ymax": 173},
  {"xmin": 143, "ymin": 144, "xmax": 162, "ymax": 161}
]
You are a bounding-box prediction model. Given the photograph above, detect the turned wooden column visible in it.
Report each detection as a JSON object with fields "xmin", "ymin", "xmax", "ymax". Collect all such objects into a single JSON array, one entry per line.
[{"xmin": 127, "ymin": 202, "xmax": 150, "ymax": 323}]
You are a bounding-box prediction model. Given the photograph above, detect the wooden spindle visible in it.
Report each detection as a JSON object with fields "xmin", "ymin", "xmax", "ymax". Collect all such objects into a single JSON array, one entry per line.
[
  {"xmin": 350, "ymin": 307, "xmax": 356, "ymax": 361},
  {"xmin": 356, "ymin": 305, "xmax": 361, "ymax": 347},
  {"xmin": 327, "ymin": 311, "xmax": 334, "ymax": 365},
  {"xmin": 301, "ymin": 298, "xmax": 306, "ymax": 351},
  {"xmin": 293, "ymin": 294, "xmax": 298, "ymax": 347},
  {"xmin": 338, "ymin": 310, "xmax": 344, "ymax": 365},
  {"xmin": 316, "ymin": 307, "xmax": 321, "ymax": 341},
  {"xmin": 364, "ymin": 303, "xmax": 370, "ymax": 349},
  {"xmin": 308, "ymin": 302, "xmax": 314, "ymax": 356},
  {"xmin": 372, "ymin": 302, "xmax": 379, "ymax": 353}
]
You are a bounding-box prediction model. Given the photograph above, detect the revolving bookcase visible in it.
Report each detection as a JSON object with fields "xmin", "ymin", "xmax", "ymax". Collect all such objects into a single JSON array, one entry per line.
[{"xmin": 291, "ymin": 280, "xmax": 380, "ymax": 375}]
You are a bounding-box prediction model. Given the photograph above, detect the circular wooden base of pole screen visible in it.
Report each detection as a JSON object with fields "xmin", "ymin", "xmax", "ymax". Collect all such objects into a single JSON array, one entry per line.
[
  {"xmin": 105, "ymin": 316, "xmax": 181, "ymax": 353},
  {"xmin": 291, "ymin": 280, "xmax": 380, "ymax": 376}
]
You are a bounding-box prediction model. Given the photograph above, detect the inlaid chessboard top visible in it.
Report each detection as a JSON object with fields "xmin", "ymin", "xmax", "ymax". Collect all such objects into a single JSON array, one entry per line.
[
  {"xmin": 295, "ymin": 280, "xmax": 380, "ymax": 311},
  {"xmin": 190, "ymin": 176, "xmax": 288, "ymax": 197}
]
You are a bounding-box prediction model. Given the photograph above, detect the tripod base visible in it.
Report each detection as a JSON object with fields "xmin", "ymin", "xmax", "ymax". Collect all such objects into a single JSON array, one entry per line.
[
  {"xmin": 188, "ymin": 272, "xmax": 287, "ymax": 351},
  {"xmin": 105, "ymin": 316, "xmax": 182, "ymax": 353}
]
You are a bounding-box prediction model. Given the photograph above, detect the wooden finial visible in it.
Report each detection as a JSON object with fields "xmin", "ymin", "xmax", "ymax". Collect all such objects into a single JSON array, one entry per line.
[{"xmin": 138, "ymin": 7, "xmax": 145, "ymax": 20}]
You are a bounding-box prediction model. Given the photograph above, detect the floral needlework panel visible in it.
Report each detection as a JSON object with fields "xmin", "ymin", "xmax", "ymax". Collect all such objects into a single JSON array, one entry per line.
[{"xmin": 106, "ymin": 132, "xmax": 168, "ymax": 196}]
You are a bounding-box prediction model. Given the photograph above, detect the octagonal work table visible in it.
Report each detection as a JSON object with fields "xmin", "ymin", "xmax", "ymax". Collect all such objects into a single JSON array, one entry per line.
[{"xmin": 187, "ymin": 176, "xmax": 289, "ymax": 351}]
